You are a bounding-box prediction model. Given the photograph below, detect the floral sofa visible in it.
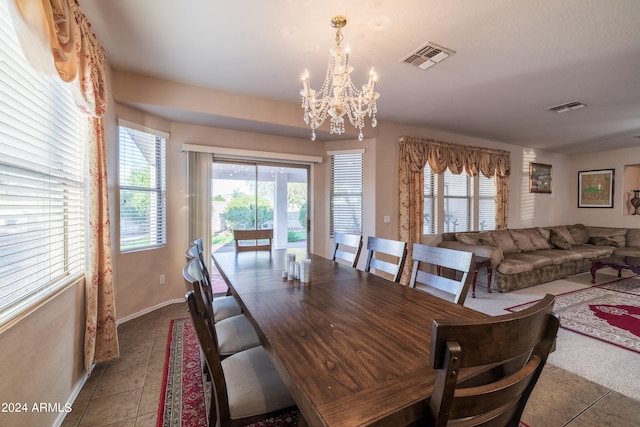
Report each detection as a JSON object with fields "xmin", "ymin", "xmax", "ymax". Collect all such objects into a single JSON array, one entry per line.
[{"xmin": 439, "ymin": 224, "xmax": 640, "ymax": 292}]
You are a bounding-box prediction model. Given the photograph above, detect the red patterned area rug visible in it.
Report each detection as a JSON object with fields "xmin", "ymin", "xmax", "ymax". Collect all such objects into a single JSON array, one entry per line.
[
  {"xmin": 157, "ymin": 319, "xmax": 207, "ymax": 427},
  {"xmin": 506, "ymin": 277, "xmax": 640, "ymax": 354},
  {"xmin": 157, "ymin": 318, "xmax": 298, "ymax": 427}
]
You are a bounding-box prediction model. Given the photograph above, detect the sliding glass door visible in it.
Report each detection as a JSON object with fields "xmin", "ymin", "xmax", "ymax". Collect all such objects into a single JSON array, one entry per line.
[{"xmin": 211, "ymin": 161, "xmax": 308, "ymax": 252}]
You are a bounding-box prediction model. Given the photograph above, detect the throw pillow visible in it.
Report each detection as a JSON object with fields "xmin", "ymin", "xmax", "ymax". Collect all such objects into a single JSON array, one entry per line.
[
  {"xmin": 509, "ymin": 229, "xmax": 537, "ymax": 252},
  {"xmin": 588, "ymin": 227, "xmax": 628, "ymax": 248},
  {"xmin": 588, "ymin": 236, "xmax": 619, "ymax": 247},
  {"xmin": 478, "ymin": 231, "xmax": 497, "ymax": 247},
  {"xmin": 549, "ymin": 226, "xmax": 575, "ymax": 245},
  {"xmin": 456, "ymin": 232, "xmax": 479, "ymax": 245},
  {"xmin": 567, "ymin": 224, "xmax": 590, "ymax": 245},
  {"xmin": 529, "ymin": 228, "xmax": 551, "ymax": 250},
  {"xmin": 550, "ymin": 228, "xmax": 572, "ymax": 250},
  {"xmin": 491, "ymin": 229, "xmax": 520, "ymax": 254}
]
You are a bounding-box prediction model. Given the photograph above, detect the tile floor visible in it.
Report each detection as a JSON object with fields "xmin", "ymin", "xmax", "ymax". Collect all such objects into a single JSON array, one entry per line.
[{"xmin": 61, "ymin": 271, "xmax": 640, "ymax": 426}]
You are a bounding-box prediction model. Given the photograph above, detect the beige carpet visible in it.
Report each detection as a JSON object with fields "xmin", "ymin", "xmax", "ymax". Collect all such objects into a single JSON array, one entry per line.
[{"xmin": 464, "ymin": 269, "xmax": 640, "ymax": 401}]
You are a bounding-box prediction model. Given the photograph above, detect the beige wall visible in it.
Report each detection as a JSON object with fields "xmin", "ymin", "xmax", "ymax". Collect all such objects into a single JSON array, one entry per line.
[
  {"xmin": 569, "ymin": 146, "xmax": 640, "ymax": 227},
  {"xmin": 0, "ymin": 276, "xmax": 86, "ymax": 427}
]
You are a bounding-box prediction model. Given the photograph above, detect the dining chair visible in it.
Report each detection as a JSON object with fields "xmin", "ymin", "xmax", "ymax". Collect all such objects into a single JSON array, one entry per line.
[
  {"xmin": 330, "ymin": 232, "xmax": 363, "ymax": 267},
  {"xmin": 364, "ymin": 236, "xmax": 408, "ymax": 282},
  {"xmin": 186, "ymin": 244, "xmax": 242, "ymax": 322},
  {"xmin": 183, "ymin": 259, "xmax": 260, "ymax": 356},
  {"xmin": 186, "ymin": 290, "xmax": 297, "ymax": 427},
  {"xmin": 409, "ymin": 243, "xmax": 476, "ymax": 305},
  {"xmin": 184, "ymin": 243, "xmax": 199, "ymax": 261},
  {"xmin": 233, "ymin": 229, "xmax": 273, "ymax": 252},
  {"xmin": 193, "ymin": 236, "xmax": 235, "ymax": 296},
  {"xmin": 192, "ymin": 237, "xmax": 212, "ymax": 277},
  {"xmin": 427, "ymin": 293, "xmax": 559, "ymax": 427}
]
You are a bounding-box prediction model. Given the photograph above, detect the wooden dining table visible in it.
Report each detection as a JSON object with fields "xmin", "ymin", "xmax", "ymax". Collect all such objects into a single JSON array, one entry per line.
[{"xmin": 213, "ymin": 249, "xmax": 489, "ymax": 427}]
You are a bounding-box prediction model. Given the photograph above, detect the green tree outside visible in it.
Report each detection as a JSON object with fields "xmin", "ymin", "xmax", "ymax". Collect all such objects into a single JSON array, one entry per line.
[{"xmin": 223, "ymin": 193, "xmax": 273, "ymax": 230}]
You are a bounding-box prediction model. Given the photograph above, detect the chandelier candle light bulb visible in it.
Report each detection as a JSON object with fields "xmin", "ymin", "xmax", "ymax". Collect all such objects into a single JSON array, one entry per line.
[{"xmin": 300, "ymin": 15, "xmax": 380, "ymax": 141}]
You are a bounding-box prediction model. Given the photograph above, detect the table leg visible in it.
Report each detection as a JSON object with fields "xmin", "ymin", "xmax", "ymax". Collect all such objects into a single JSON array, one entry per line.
[
  {"xmin": 486, "ymin": 266, "xmax": 492, "ymax": 293},
  {"xmin": 471, "ymin": 269, "xmax": 479, "ymax": 298},
  {"xmin": 591, "ymin": 261, "xmax": 600, "ymax": 284}
]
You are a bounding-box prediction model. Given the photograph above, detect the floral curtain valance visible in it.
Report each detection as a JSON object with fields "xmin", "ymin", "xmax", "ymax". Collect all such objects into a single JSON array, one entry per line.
[
  {"xmin": 10, "ymin": 0, "xmax": 108, "ymax": 117},
  {"xmin": 398, "ymin": 136, "xmax": 511, "ymax": 286},
  {"xmin": 398, "ymin": 136, "xmax": 511, "ymax": 178}
]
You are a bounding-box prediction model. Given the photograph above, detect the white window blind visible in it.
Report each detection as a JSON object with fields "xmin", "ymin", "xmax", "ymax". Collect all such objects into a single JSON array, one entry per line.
[
  {"xmin": 478, "ymin": 174, "xmax": 496, "ymax": 231},
  {"xmin": 423, "ymin": 168, "xmax": 435, "ymax": 234},
  {"xmin": 330, "ymin": 152, "xmax": 363, "ymax": 236},
  {"xmin": 444, "ymin": 169, "xmax": 471, "ymax": 233},
  {"xmin": 119, "ymin": 125, "xmax": 166, "ymax": 252},
  {"xmin": 0, "ymin": 0, "xmax": 87, "ymax": 319}
]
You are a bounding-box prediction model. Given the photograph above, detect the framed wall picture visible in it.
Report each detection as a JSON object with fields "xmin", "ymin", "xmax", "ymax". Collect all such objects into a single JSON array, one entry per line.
[
  {"xmin": 578, "ymin": 169, "xmax": 614, "ymax": 208},
  {"xmin": 529, "ymin": 162, "xmax": 552, "ymax": 193}
]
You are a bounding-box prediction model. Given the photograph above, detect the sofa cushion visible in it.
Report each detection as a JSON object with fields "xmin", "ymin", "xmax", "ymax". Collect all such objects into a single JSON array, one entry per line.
[
  {"xmin": 478, "ymin": 231, "xmax": 497, "ymax": 247},
  {"xmin": 491, "ymin": 230, "xmax": 520, "ymax": 254},
  {"xmin": 614, "ymin": 247, "xmax": 640, "ymax": 257},
  {"xmin": 550, "ymin": 228, "xmax": 572, "ymax": 249},
  {"xmin": 627, "ymin": 229, "xmax": 640, "ymax": 248},
  {"xmin": 538, "ymin": 227, "xmax": 551, "ymax": 241},
  {"xmin": 588, "ymin": 227, "xmax": 628, "ymax": 248},
  {"xmin": 588, "ymin": 236, "xmax": 619, "ymax": 247},
  {"xmin": 438, "ymin": 241, "xmax": 504, "ymax": 266},
  {"xmin": 534, "ymin": 249, "xmax": 583, "ymax": 264},
  {"xmin": 496, "ymin": 258, "xmax": 534, "ymax": 275},
  {"xmin": 567, "ymin": 224, "xmax": 590, "ymax": 245},
  {"xmin": 504, "ymin": 253, "xmax": 554, "ymax": 269},
  {"xmin": 455, "ymin": 232, "xmax": 479, "ymax": 245},
  {"xmin": 571, "ymin": 244, "xmax": 615, "ymax": 258},
  {"xmin": 509, "ymin": 229, "xmax": 537, "ymax": 252}
]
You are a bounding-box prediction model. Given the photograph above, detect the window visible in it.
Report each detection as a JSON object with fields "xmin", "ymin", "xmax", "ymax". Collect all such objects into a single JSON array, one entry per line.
[
  {"xmin": 424, "ymin": 166, "xmax": 496, "ymax": 234},
  {"xmin": 478, "ymin": 174, "xmax": 496, "ymax": 231},
  {"xmin": 443, "ymin": 169, "xmax": 471, "ymax": 232},
  {"xmin": 329, "ymin": 151, "xmax": 363, "ymax": 236},
  {"xmin": 0, "ymin": 0, "xmax": 87, "ymax": 319},
  {"xmin": 423, "ymin": 168, "xmax": 435, "ymax": 234},
  {"xmin": 118, "ymin": 123, "xmax": 166, "ymax": 252}
]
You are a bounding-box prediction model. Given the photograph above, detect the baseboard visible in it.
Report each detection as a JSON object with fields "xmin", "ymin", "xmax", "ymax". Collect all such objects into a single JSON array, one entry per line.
[
  {"xmin": 117, "ymin": 299, "xmax": 184, "ymax": 325},
  {"xmin": 54, "ymin": 370, "xmax": 89, "ymax": 427}
]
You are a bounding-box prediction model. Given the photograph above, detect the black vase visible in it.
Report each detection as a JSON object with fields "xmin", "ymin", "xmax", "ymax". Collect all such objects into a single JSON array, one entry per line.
[{"xmin": 631, "ymin": 190, "xmax": 640, "ymax": 215}]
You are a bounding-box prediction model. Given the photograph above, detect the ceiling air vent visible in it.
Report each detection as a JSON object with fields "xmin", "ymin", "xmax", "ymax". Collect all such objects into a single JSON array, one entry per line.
[
  {"xmin": 546, "ymin": 100, "xmax": 588, "ymax": 113},
  {"xmin": 401, "ymin": 42, "xmax": 455, "ymax": 70}
]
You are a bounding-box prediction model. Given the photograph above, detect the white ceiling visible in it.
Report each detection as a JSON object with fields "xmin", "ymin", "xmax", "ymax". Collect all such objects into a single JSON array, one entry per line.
[{"xmin": 78, "ymin": 0, "xmax": 640, "ymax": 154}]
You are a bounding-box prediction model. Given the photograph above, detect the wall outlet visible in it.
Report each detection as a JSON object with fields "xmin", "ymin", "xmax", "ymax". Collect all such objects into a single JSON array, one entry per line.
[
  {"xmin": 159, "ymin": 274, "xmax": 166, "ymax": 285},
  {"xmin": 383, "ymin": 215, "xmax": 391, "ymax": 223}
]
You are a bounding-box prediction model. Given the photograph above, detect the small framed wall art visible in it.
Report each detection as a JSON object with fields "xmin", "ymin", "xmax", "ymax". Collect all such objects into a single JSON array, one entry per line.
[
  {"xmin": 529, "ymin": 162, "xmax": 552, "ymax": 193},
  {"xmin": 578, "ymin": 169, "xmax": 614, "ymax": 208}
]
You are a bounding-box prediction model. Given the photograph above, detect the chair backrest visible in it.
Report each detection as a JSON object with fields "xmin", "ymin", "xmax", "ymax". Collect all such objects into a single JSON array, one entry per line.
[
  {"xmin": 364, "ymin": 236, "xmax": 408, "ymax": 282},
  {"xmin": 331, "ymin": 232, "xmax": 363, "ymax": 267},
  {"xmin": 186, "ymin": 290, "xmax": 226, "ymax": 426},
  {"xmin": 233, "ymin": 229, "xmax": 273, "ymax": 252},
  {"xmin": 193, "ymin": 237, "xmax": 204, "ymax": 254},
  {"xmin": 409, "ymin": 243, "xmax": 476, "ymax": 305},
  {"xmin": 183, "ymin": 258, "xmax": 215, "ymax": 324},
  {"xmin": 428, "ymin": 294, "xmax": 559, "ymax": 427},
  {"xmin": 184, "ymin": 243, "xmax": 199, "ymax": 261},
  {"xmin": 191, "ymin": 237, "xmax": 211, "ymax": 278}
]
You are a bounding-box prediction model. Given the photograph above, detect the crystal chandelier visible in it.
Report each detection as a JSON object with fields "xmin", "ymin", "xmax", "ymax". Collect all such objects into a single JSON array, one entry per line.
[{"xmin": 300, "ymin": 16, "xmax": 380, "ymax": 141}]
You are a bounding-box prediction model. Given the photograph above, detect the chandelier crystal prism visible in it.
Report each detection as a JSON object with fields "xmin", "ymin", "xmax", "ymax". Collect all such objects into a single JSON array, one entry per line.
[{"xmin": 300, "ymin": 16, "xmax": 380, "ymax": 141}]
